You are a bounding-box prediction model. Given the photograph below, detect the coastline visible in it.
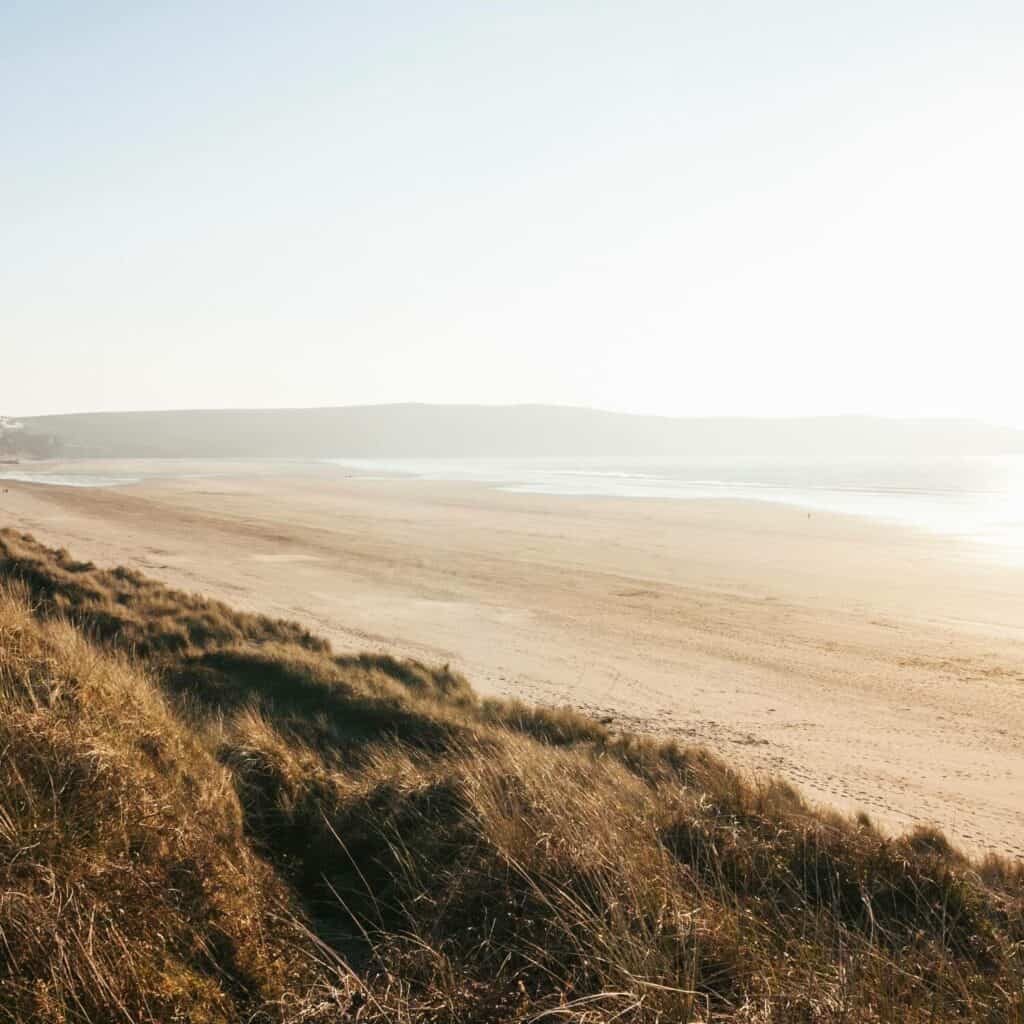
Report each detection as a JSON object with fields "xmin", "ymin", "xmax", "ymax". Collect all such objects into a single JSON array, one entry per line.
[{"xmin": 2, "ymin": 464, "xmax": 1023, "ymax": 856}]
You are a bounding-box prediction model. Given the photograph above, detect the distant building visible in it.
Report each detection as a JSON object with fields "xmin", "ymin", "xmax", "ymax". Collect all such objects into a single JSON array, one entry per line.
[{"xmin": 0, "ymin": 417, "xmax": 29, "ymax": 456}]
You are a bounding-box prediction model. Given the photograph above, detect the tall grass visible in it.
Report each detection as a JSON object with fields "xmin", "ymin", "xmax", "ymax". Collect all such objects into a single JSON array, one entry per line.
[{"xmin": 1, "ymin": 528, "xmax": 1022, "ymax": 1022}]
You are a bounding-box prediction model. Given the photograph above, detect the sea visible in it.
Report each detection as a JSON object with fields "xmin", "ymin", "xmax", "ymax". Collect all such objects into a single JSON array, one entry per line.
[
  {"xmin": 326, "ymin": 454, "xmax": 1024, "ymax": 562},
  {"xmin": 4, "ymin": 454, "xmax": 1024, "ymax": 562}
]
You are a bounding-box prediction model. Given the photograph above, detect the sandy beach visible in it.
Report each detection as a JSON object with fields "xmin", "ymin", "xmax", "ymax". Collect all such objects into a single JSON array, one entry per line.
[{"xmin": 3, "ymin": 464, "xmax": 1023, "ymax": 856}]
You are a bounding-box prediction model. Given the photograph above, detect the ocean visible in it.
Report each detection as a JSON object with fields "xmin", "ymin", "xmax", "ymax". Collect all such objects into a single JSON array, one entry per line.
[
  {"xmin": 5, "ymin": 454, "xmax": 1024, "ymax": 561},
  {"xmin": 326, "ymin": 454, "xmax": 1024, "ymax": 561}
]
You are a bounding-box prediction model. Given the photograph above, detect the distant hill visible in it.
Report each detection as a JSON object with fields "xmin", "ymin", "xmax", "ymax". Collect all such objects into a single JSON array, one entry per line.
[{"xmin": 21, "ymin": 404, "xmax": 1024, "ymax": 458}]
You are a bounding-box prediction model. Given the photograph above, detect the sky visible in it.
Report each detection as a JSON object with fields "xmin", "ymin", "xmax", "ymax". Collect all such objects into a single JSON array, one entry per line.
[{"xmin": 4, "ymin": 2, "xmax": 1023, "ymax": 423}]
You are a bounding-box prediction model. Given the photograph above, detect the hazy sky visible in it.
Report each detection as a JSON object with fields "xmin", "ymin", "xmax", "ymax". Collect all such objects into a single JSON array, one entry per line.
[{"xmin": 4, "ymin": 2, "xmax": 1023, "ymax": 422}]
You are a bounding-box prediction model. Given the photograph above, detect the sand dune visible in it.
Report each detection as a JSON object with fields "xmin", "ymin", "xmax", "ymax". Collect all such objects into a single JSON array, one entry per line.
[{"xmin": 3, "ymin": 464, "xmax": 1023, "ymax": 855}]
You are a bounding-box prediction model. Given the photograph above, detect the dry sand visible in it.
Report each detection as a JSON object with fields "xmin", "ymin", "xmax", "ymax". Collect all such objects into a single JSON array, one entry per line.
[{"xmin": 3, "ymin": 465, "xmax": 1023, "ymax": 856}]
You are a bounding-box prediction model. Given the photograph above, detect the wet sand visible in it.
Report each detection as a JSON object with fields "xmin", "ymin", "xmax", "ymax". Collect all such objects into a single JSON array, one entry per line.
[{"xmin": 3, "ymin": 465, "xmax": 1023, "ymax": 856}]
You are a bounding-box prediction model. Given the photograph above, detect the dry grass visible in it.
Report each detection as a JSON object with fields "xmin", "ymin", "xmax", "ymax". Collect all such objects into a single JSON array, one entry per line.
[
  {"xmin": 1, "ymin": 528, "xmax": 1023, "ymax": 1022},
  {"xmin": 0, "ymin": 587, "xmax": 348, "ymax": 1023}
]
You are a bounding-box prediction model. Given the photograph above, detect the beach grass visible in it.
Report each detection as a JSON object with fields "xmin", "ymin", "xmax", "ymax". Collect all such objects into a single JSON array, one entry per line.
[{"xmin": 1, "ymin": 527, "xmax": 1022, "ymax": 1022}]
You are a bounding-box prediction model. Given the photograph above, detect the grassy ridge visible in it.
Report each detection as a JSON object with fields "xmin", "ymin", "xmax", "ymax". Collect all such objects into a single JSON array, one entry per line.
[{"xmin": 1, "ymin": 528, "xmax": 1022, "ymax": 1022}]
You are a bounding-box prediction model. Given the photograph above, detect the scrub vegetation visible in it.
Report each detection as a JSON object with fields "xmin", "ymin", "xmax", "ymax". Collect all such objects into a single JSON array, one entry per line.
[{"xmin": 1, "ymin": 527, "xmax": 1022, "ymax": 1023}]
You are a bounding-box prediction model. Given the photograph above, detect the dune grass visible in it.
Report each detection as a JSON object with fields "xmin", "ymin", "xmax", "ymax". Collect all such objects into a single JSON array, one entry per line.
[{"xmin": 0, "ymin": 527, "xmax": 1022, "ymax": 1022}]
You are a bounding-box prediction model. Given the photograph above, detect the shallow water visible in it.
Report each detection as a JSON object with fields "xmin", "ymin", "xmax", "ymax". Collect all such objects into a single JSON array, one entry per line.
[
  {"xmin": 0, "ymin": 471, "xmax": 141, "ymax": 488},
  {"xmin": 6, "ymin": 454, "xmax": 1024, "ymax": 562},
  {"xmin": 326, "ymin": 454, "xmax": 1024, "ymax": 560}
]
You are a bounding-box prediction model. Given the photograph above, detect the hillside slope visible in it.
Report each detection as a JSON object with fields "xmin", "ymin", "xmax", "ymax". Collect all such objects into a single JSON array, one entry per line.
[
  {"xmin": 22, "ymin": 404, "xmax": 1024, "ymax": 458},
  {"xmin": 1, "ymin": 528, "xmax": 1022, "ymax": 1022}
]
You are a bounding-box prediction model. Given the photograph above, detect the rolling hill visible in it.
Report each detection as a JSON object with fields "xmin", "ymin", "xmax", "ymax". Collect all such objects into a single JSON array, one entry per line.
[{"xmin": 22, "ymin": 404, "xmax": 1024, "ymax": 459}]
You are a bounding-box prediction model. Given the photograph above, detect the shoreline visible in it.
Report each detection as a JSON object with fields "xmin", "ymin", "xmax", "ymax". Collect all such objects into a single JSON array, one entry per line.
[
  {"xmin": 5, "ymin": 453, "xmax": 1024, "ymax": 566},
  {"xmin": 2, "ymin": 466, "xmax": 1023, "ymax": 856}
]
